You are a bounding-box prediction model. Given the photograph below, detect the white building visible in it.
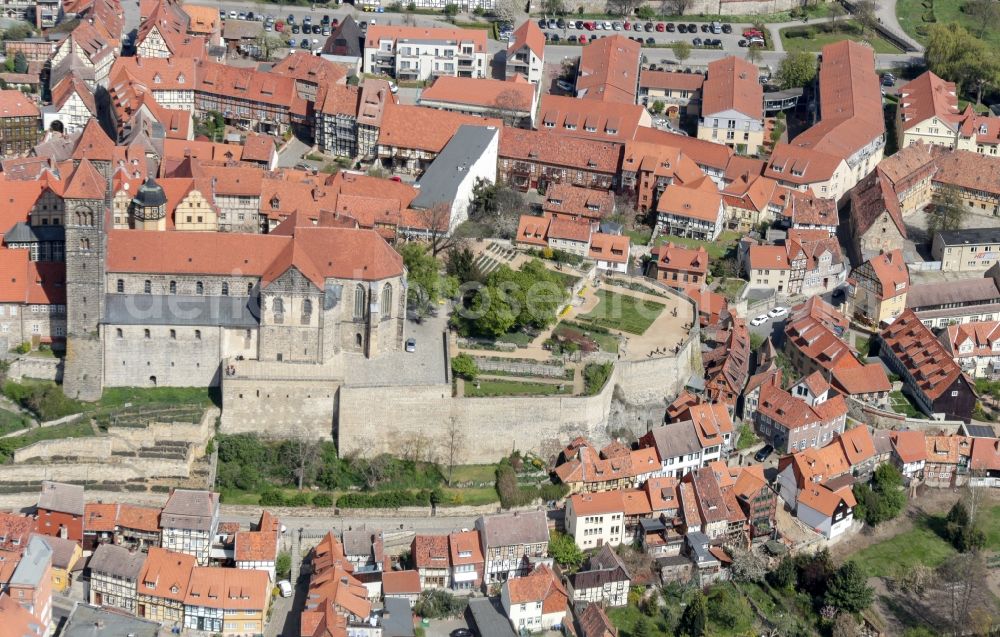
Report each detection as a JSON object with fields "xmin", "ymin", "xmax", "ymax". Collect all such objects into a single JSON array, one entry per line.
[
  {"xmin": 565, "ymin": 492, "xmax": 626, "ymax": 550},
  {"xmin": 504, "ymin": 21, "xmax": 545, "ymax": 85},
  {"xmin": 159, "ymin": 490, "xmax": 219, "ymax": 566},
  {"xmin": 363, "ymin": 25, "xmax": 488, "ymax": 81},
  {"xmin": 501, "ymin": 565, "xmax": 568, "ymax": 633},
  {"xmin": 795, "ymin": 486, "xmax": 855, "ymax": 539},
  {"xmin": 411, "ymin": 125, "xmax": 498, "ymax": 233}
]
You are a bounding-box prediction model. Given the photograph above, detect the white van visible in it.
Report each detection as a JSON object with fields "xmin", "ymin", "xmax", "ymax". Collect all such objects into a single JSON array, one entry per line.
[
  {"xmin": 711, "ymin": 21, "xmax": 722, "ymax": 34},
  {"xmin": 277, "ymin": 580, "xmax": 293, "ymax": 598}
]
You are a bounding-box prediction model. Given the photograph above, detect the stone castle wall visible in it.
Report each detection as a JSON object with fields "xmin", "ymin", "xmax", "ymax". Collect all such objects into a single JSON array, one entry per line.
[
  {"xmin": 7, "ymin": 356, "xmax": 63, "ymax": 382},
  {"xmin": 564, "ymin": 0, "xmax": 803, "ymax": 16}
]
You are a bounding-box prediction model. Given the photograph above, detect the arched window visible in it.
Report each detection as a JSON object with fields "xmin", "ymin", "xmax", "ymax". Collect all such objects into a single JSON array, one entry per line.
[
  {"xmin": 116, "ymin": 279, "xmax": 124, "ymax": 293},
  {"xmin": 196, "ymin": 281, "xmax": 204, "ymax": 295},
  {"xmin": 273, "ymin": 297, "xmax": 284, "ymax": 317},
  {"xmin": 247, "ymin": 282, "xmax": 254, "ymax": 295},
  {"xmin": 355, "ymin": 333, "xmax": 363, "ymax": 347},
  {"xmin": 169, "ymin": 281, "xmax": 176, "ymax": 294},
  {"xmin": 353, "ymin": 284, "xmax": 366, "ymax": 320},
  {"xmin": 381, "ymin": 284, "xmax": 392, "ymax": 320},
  {"xmin": 302, "ymin": 298, "xmax": 312, "ymax": 325},
  {"xmin": 222, "ymin": 282, "xmax": 229, "ymax": 296},
  {"xmin": 144, "ymin": 328, "xmax": 150, "ymax": 339},
  {"xmin": 144, "ymin": 280, "xmax": 151, "ymax": 294}
]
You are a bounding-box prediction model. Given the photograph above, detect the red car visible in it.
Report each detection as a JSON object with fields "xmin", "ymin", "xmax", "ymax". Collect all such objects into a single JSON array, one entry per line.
[
  {"xmin": 579, "ymin": 34, "xmax": 587, "ymax": 43},
  {"xmin": 655, "ymin": 22, "xmax": 665, "ymax": 31},
  {"xmin": 274, "ymin": 20, "xmax": 284, "ymax": 31},
  {"xmin": 583, "ymin": 21, "xmax": 594, "ymax": 30},
  {"xmin": 743, "ymin": 28, "xmax": 763, "ymax": 37},
  {"xmin": 623, "ymin": 20, "xmax": 631, "ymax": 29}
]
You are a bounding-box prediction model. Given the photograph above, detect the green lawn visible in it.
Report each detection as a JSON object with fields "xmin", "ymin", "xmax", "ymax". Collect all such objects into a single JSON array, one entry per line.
[
  {"xmin": 464, "ymin": 378, "xmax": 572, "ymax": 397},
  {"xmin": 897, "ymin": 0, "xmax": 1000, "ymax": 47},
  {"xmin": 607, "ymin": 605, "xmax": 671, "ymax": 637},
  {"xmin": 442, "ymin": 487, "xmax": 499, "ymax": 506},
  {"xmin": 495, "ymin": 331, "xmax": 535, "ymax": 347},
  {"xmin": 579, "ymin": 290, "xmax": 665, "ymax": 335},
  {"xmin": 717, "ymin": 278, "xmax": 747, "ymax": 302},
  {"xmin": 448, "ymin": 464, "xmax": 498, "ymax": 484},
  {"xmin": 0, "ymin": 419, "xmax": 96, "ymax": 462},
  {"xmin": 653, "ymin": 231, "xmax": 741, "ymax": 260},
  {"xmin": 889, "ymin": 390, "xmax": 923, "ymax": 418},
  {"xmin": 981, "ymin": 505, "xmax": 1000, "ymax": 551},
  {"xmin": 850, "ymin": 514, "xmax": 957, "ymax": 578},
  {"xmin": 780, "ymin": 21, "xmax": 903, "ymax": 53},
  {"xmin": 0, "ymin": 410, "xmax": 29, "ymax": 437},
  {"xmin": 625, "ymin": 228, "xmax": 653, "ymax": 246}
]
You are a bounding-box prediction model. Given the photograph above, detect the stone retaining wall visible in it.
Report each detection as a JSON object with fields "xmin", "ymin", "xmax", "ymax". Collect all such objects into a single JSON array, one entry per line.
[{"xmin": 6, "ymin": 356, "xmax": 62, "ymax": 382}]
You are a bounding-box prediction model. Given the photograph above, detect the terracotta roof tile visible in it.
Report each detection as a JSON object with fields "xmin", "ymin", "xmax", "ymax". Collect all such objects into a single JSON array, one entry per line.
[
  {"xmin": 507, "ymin": 20, "xmax": 545, "ymax": 58},
  {"xmin": 890, "ymin": 430, "xmax": 927, "ymax": 464},
  {"xmin": 185, "ymin": 566, "xmax": 270, "ymax": 610},
  {"xmin": 577, "ymin": 35, "xmax": 641, "ymax": 103},
  {"xmin": 830, "ymin": 364, "xmax": 891, "ymax": 396},
  {"xmin": 656, "ymin": 183, "xmax": 722, "ymax": 222},
  {"xmin": 0, "ymin": 90, "xmax": 38, "ymax": 118},
  {"xmin": 234, "ymin": 530, "xmax": 278, "ymax": 562},
  {"xmin": 639, "ymin": 69, "xmax": 704, "ymax": 92},
  {"xmin": 116, "ymin": 504, "xmax": 161, "ymax": 533},
  {"xmin": 138, "ymin": 547, "xmax": 196, "ymax": 602},
  {"xmin": 880, "ymin": 309, "xmax": 970, "ymax": 400},
  {"xmin": 448, "ymin": 530, "xmax": 483, "ymax": 566},
  {"xmin": 378, "ymin": 103, "xmax": 500, "ymax": 154},
  {"xmin": 897, "ymin": 70, "xmax": 960, "ymax": 133},
  {"xmin": 382, "ymin": 569, "xmax": 421, "ymax": 595},
  {"xmin": 539, "ymin": 94, "xmax": 647, "ymax": 143},
  {"xmin": 970, "ymin": 436, "xmax": 1000, "ymax": 472},
  {"xmin": 411, "ymin": 535, "xmax": 449, "ymax": 569},
  {"xmin": 702, "ymin": 56, "xmax": 761, "ymax": 119},
  {"xmin": 500, "ymin": 127, "xmax": 622, "ymax": 174},
  {"xmin": 588, "ymin": 232, "xmax": 630, "ymax": 264},
  {"xmin": 420, "ymin": 75, "xmax": 534, "ymax": 112}
]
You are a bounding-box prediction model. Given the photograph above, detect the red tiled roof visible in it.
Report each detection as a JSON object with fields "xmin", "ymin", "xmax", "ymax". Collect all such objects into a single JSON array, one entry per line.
[
  {"xmin": 0, "ymin": 90, "xmax": 38, "ymax": 118},
  {"xmin": 897, "ymin": 70, "xmax": 959, "ymax": 133},
  {"xmin": 702, "ymin": 56, "xmax": 761, "ymax": 119},
  {"xmin": 634, "ymin": 126, "xmax": 733, "ymax": 172},
  {"xmin": 0, "ymin": 250, "xmax": 66, "ymax": 306},
  {"xmin": 378, "ymin": 103, "xmax": 500, "ymax": 153},
  {"xmin": 970, "ymin": 436, "xmax": 1000, "ymax": 472},
  {"xmin": 652, "ymin": 243, "xmax": 708, "ymax": 275},
  {"xmin": 138, "ymin": 548, "xmax": 196, "ymax": 602},
  {"xmin": 500, "ymin": 127, "xmax": 622, "ymax": 174},
  {"xmin": 234, "ymin": 530, "xmax": 278, "ymax": 562},
  {"xmin": 185, "ymin": 566, "xmax": 270, "ymax": 610},
  {"xmin": 830, "ymin": 364, "xmax": 891, "ymax": 396},
  {"xmin": 656, "ymin": 183, "xmax": 722, "ymax": 223},
  {"xmin": 799, "ymin": 483, "xmax": 855, "ymax": 516},
  {"xmin": 539, "ymin": 93, "xmax": 647, "ymax": 143},
  {"xmin": 420, "ymin": 75, "xmax": 533, "ymax": 112},
  {"xmin": 836, "ymin": 425, "xmax": 877, "ymax": 466},
  {"xmin": 639, "ymin": 69, "xmax": 704, "ymax": 92},
  {"xmin": 880, "ymin": 309, "xmax": 971, "ymax": 400},
  {"xmin": 448, "ymin": 530, "xmax": 483, "ymax": 566},
  {"xmin": 411, "ymin": 535, "xmax": 449, "ymax": 569},
  {"xmin": 382, "ymin": 569, "xmax": 420, "ymax": 595},
  {"xmin": 577, "ymin": 35, "xmax": 641, "ymax": 104},
  {"xmin": 116, "ymin": 504, "xmax": 160, "ymax": 532},
  {"xmin": 588, "ymin": 232, "xmax": 630, "ymax": 264},
  {"xmin": 890, "ymin": 430, "xmax": 927, "ymax": 464},
  {"xmin": 84, "ymin": 503, "xmax": 118, "ymax": 533},
  {"xmin": 505, "ymin": 565, "xmax": 568, "ymax": 616},
  {"xmin": 507, "ymin": 20, "xmax": 545, "ymax": 57},
  {"xmin": 542, "ymin": 184, "xmax": 615, "ymax": 221}
]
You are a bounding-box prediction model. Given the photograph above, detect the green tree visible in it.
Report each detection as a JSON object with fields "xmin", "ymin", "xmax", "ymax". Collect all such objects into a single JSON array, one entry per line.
[
  {"xmin": 276, "ymin": 551, "xmax": 292, "ymax": 579},
  {"xmin": 825, "ymin": 562, "xmax": 874, "ymax": 613},
  {"xmin": 0, "ymin": 23, "xmax": 35, "ymax": 41},
  {"xmin": 927, "ymin": 185, "xmax": 968, "ymax": 239},
  {"xmin": 633, "ymin": 616, "xmax": 652, "ymax": 637},
  {"xmin": 413, "ymin": 589, "xmax": 467, "ymax": 618},
  {"xmin": 12, "ymin": 52, "xmax": 27, "ymax": 74},
  {"xmin": 636, "ymin": 5, "xmax": 656, "ymax": 19},
  {"xmin": 649, "ymin": 100, "xmax": 665, "ymax": 115},
  {"xmin": 548, "ymin": 531, "xmax": 585, "ymax": 569},
  {"xmin": 443, "ymin": 3, "xmax": 459, "ymax": 15},
  {"xmin": 671, "ymin": 40, "xmax": 692, "ymax": 62},
  {"xmin": 768, "ymin": 555, "xmax": 796, "ymax": 589},
  {"xmin": 450, "ymin": 354, "xmax": 479, "ymax": 380},
  {"xmin": 925, "ymin": 23, "xmax": 1000, "ymax": 102},
  {"xmin": 707, "ymin": 585, "xmax": 753, "ymax": 631},
  {"xmin": 399, "ymin": 242, "xmax": 442, "ymax": 317},
  {"xmin": 469, "ymin": 178, "xmax": 526, "ymax": 239},
  {"xmin": 542, "ymin": 0, "xmax": 565, "ymax": 13},
  {"xmin": 678, "ymin": 590, "xmax": 707, "ymax": 637},
  {"xmin": 854, "ymin": 463, "xmax": 906, "ymax": 526},
  {"xmin": 445, "ymin": 246, "xmax": 484, "ymax": 284},
  {"xmin": 3, "ymin": 56, "xmax": 12, "ymax": 73},
  {"xmin": 854, "ymin": 0, "xmax": 879, "ymax": 35},
  {"xmin": 777, "ymin": 50, "xmax": 818, "ymax": 89},
  {"xmin": 944, "ymin": 500, "xmax": 987, "ymax": 552}
]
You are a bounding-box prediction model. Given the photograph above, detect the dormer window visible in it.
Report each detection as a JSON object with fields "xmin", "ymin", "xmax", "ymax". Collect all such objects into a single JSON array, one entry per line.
[
  {"xmin": 981, "ymin": 124, "xmax": 988, "ymax": 135},
  {"xmin": 270, "ymin": 196, "xmax": 280, "ymax": 209}
]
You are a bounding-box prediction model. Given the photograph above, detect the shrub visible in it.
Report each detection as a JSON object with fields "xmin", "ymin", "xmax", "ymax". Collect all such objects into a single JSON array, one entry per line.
[
  {"xmin": 414, "ymin": 589, "xmax": 467, "ymax": 619},
  {"xmin": 451, "ymin": 354, "xmax": 479, "ymax": 380},
  {"xmin": 14, "ymin": 342, "xmax": 29, "ymax": 355},
  {"xmin": 583, "ymin": 362, "xmax": 613, "ymax": 395},
  {"xmin": 286, "ymin": 492, "xmax": 311, "ymax": 507},
  {"xmin": 312, "ymin": 493, "xmax": 333, "ymax": 507},
  {"xmin": 276, "ymin": 552, "xmax": 291, "ymax": 580},
  {"xmin": 260, "ymin": 489, "xmax": 285, "ymax": 506},
  {"xmin": 337, "ymin": 489, "xmax": 431, "ymax": 508}
]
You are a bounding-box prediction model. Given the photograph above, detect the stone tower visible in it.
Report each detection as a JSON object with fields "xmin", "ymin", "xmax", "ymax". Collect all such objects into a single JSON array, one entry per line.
[
  {"xmin": 129, "ymin": 177, "xmax": 167, "ymax": 231},
  {"xmin": 62, "ymin": 159, "xmax": 108, "ymax": 401}
]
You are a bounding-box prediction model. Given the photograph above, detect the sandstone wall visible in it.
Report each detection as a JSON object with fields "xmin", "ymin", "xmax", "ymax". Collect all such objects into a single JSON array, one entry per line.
[
  {"xmin": 219, "ymin": 371, "xmax": 338, "ymax": 439},
  {"xmin": 13, "ymin": 436, "xmax": 112, "ymax": 463},
  {"xmin": 0, "ymin": 458, "xmax": 191, "ymax": 482},
  {"xmin": 6, "ymin": 357, "xmax": 63, "ymax": 382},
  {"xmin": 560, "ymin": 0, "xmax": 802, "ymax": 16}
]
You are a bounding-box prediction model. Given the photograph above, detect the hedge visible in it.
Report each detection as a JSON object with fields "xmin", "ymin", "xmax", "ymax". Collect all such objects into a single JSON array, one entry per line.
[{"xmin": 337, "ymin": 489, "xmax": 431, "ymax": 508}]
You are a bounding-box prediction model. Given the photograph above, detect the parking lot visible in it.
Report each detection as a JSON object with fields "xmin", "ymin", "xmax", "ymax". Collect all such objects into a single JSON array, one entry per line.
[{"xmin": 534, "ymin": 18, "xmax": 764, "ymax": 52}]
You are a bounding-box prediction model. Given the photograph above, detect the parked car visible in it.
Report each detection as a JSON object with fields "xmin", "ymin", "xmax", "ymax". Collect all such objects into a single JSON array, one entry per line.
[
  {"xmin": 584, "ymin": 21, "xmax": 594, "ymax": 30},
  {"xmin": 754, "ymin": 445, "xmax": 774, "ymax": 463},
  {"xmin": 550, "ymin": 33, "xmax": 560, "ymax": 42},
  {"xmin": 556, "ymin": 18, "xmax": 566, "ymax": 28},
  {"xmin": 321, "ymin": 14, "xmax": 330, "ymax": 24},
  {"xmin": 768, "ymin": 306, "xmax": 789, "ymax": 319},
  {"xmin": 602, "ymin": 21, "xmax": 613, "ymax": 29},
  {"xmin": 278, "ymin": 580, "xmax": 293, "ymax": 597},
  {"xmin": 556, "ymin": 79, "xmax": 574, "ymax": 91},
  {"xmin": 881, "ymin": 73, "xmax": 896, "ymax": 87},
  {"xmin": 547, "ymin": 19, "xmax": 557, "ymax": 28},
  {"xmin": 579, "ymin": 34, "xmax": 587, "ymax": 43},
  {"xmin": 722, "ymin": 23, "xmax": 732, "ymax": 33},
  {"xmin": 700, "ymin": 23, "xmax": 709, "ymax": 32},
  {"xmin": 656, "ymin": 22, "xmax": 665, "ymax": 31},
  {"xmin": 405, "ymin": 338, "xmax": 416, "ymax": 352},
  {"xmin": 738, "ymin": 38, "xmax": 748, "ymax": 46},
  {"xmin": 568, "ymin": 34, "xmax": 577, "ymax": 42},
  {"xmin": 645, "ymin": 22, "xmax": 654, "ymax": 31},
  {"xmin": 665, "ymin": 22, "xmax": 675, "ymax": 31},
  {"xmin": 301, "ymin": 39, "xmax": 311, "ymax": 48},
  {"xmin": 711, "ymin": 21, "xmax": 722, "ymax": 33},
  {"xmin": 291, "ymin": 25, "xmax": 300, "ymax": 33},
  {"xmin": 287, "ymin": 38, "xmax": 296, "ymax": 46},
  {"xmin": 750, "ymin": 314, "xmax": 769, "ymax": 326},
  {"xmin": 645, "ymin": 36, "xmax": 655, "ymax": 44},
  {"xmin": 612, "ymin": 21, "xmax": 622, "ymax": 30},
  {"xmin": 678, "ymin": 23, "xmax": 687, "ymax": 32},
  {"xmin": 692, "ymin": 37, "xmax": 702, "ymax": 46}
]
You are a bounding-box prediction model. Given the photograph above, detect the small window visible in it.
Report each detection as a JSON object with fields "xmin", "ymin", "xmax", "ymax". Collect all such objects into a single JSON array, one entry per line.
[
  {"xmin": 116, "ymin": 279, "xmax": 124, "ymax": 293},
  {"xmin": 222, "ymin": 282, "xmax": 229, "ymax": 296},
  {"xmin": 170, "ymin": 329, "xmax": 176, "ymax": 339},
  {"xmin": 144, "ymin": 329, "xmax": 150, "ymax": 339},
  {"xmin": 247, "ymin": 282, "xmax": 253, "ymax": 295},
  {"xmin": 116, "ymin": 328, "xmax": 123, "ymax": 338},
  {"xmin": 195, "ymin": 329, "xmax": 201, "ymax": 340},
  {"xmin": 196, "ymin": 281, "xmax": 204, "ymax": 295},
  {"xmin": 169, "ymin": 281, "xmax": 177, "ymax": 294},
  {"xmin": 144, "ymin": 280, "xmax": 151, "ymax": 294}
]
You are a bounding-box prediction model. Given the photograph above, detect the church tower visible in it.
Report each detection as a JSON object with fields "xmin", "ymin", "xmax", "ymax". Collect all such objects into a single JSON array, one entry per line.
[
  {"xmin": 129, "ymin": 177, "xmax": 167, "ymax": 231},
  {"xmin": 62, "ymin": 159, "xmax": 108, "ymax": 401}
]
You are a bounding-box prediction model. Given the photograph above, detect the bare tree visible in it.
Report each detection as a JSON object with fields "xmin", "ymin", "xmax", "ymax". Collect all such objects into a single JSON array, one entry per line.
[
  {"xmin": 661, "ymin": 0, "xmax": 693, "ymax": 15},
  {"xmin": 282, "ymin": 430, "xmax": 321, "ymax": 491},
  {"xmin": 607, "ymin": 0, "xmax": 643, "ymax": 16},
  {"xmin": 442, "ymin": 417, "xmax": 465, "ymax": 486},
  {"xmin": 828, "ymin": 2, "xmax": 847, "ymax": 24},
  {"xmin": 936, "ymin": 553, "xmax": 987, "ymax": 632},
  {"xmin": 854, "ymin": 0, "xmax": 879, "ymax": 36},
  {"xmin": 352, "ymin": 450, "xmax": 393, "ymax": 489},
  {"xmin": 414, "ymin": 202, "xmax": 459, "ymax": 256},
  {"xmin": 493, "ymin": 0, "xmax": 520, "ymax": 24},
  {"xmin": 486, "ymin": 89, "xmax": 531, "ymax": 127}
]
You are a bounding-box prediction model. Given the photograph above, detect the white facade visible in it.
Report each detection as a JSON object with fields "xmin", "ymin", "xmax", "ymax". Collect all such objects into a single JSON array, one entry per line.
[
  {"xmin": 505, "ymin": 45, "xmax": 543, "ymax": 85},
  {"xmin": 501, "ymin": 588, "xmax": 566, "ymax": 633},
  {"xmin": 364, "ymin": 36, "xmax": 487, "ymax": 81},
  {"xmin": 594, "ymin": 258, "xmax": 628, "ymax": 273},
  {"xmin": 565, "ymin": 500, "xmax": 625, "ymax": 550},
  {"xmin": 796, "ymin": 500, "xmax": 853, "ymax": 539},
  {"xmin": 445, "ymin": 129, "xmax": 497, "ymax": 232},
  {"xmin": 236, "ymin": 558, "xmax": 276, "ymax": 581},
  {"xmin": 44, "ymin": 91, "xmax": 94, "ymax": 134}
]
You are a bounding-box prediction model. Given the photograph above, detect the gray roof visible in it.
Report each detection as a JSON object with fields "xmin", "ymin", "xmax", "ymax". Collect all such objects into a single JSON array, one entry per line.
[
  {"xmin": 412, "ymin": 125, "xmax": 498, "ymax": 211},
  {"xmin": 645, "ymin": 420, "xmax": 702, "ymax": 461},
  {"xmin": 570, "ymin": 545, "xmax": 630, "ymax": 591},
  {"xmin": 133, "ymin": 176, "xmax": 167, "ymax": 208},
  {"xmin": 10, "ymin": 535, "xmax": 52, "ymax": 587},
  {"xmin": 46, "ymin": 535, "xmax": 79, "ymax": 569},
  {"xmin": 38, "ymin": 481, "xmax": 84, "ymax": 516},
  {"xmin": 104, "ymin": 294, "xmax": 259, "ymax": 327},
  {"xmin": 3, "ymin": 221, "xmax": 64, "ymax": 244},
  {"xmin": 476, "ymin": 509, "xmax": 548, "ymax": 549},
  {"xmin": 936, "ymin": 228, "xmax": 1000, "ymax": 247},
  {"xmin": 63, "ymin": 604, "xmax": 160, "ymax": 637},
  {"xmin": 685, "ymin": 531, "xmax": 718, "ymax": 565},
  {"xmin": 89, "ymin": 543, "xmax": 146, "ymax": 581},
  {"xmin": 468, "ymin": 597, "xmax": 518, "ymax": 637},
  {"xmin": 160, "ymin": 489, "xmax": 219, "ymax": 532},
  {"xmin": 342, "ymin": 528, "xmax": 383, "ymax": 558},
  {"xmin": 962, "ymin": 423, "xmax": 998, "ymax": 438},
  {"xmin": 322, "ymin": 16, "xmax": 363, "ymax": 57},
  {"xmin": 906, "ymin": 277, "xmax": 1000, "ymax": 310},
  {"xmin": 222, "ymin": 19, "xmax": 264, "ymax": 40},
  {"xmin": 382, "ymin": 597, "xmax": 416, "ymax": 637}
]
